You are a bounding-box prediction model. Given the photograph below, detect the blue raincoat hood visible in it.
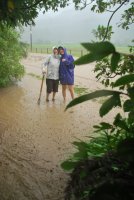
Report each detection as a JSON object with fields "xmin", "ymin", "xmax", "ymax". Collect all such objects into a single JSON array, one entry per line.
[
  {"xmin": 60, "ymin": 48, "xmax": 68, "ymax": 59},
  {"xmin": 59, "ymin": 48, "xmax": 74, "ymax": 85}
]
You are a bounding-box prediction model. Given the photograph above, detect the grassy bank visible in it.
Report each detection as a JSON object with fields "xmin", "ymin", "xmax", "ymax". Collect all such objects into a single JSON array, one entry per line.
[{"xmin": 29, "ymin": 43, "xmax": 130, "ymax": 57}]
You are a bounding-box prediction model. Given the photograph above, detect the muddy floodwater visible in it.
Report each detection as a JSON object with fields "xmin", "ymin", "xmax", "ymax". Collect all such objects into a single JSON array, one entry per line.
[{"xmin": 0, "ymin": 54, "xmax": 118, "ymax": 200}]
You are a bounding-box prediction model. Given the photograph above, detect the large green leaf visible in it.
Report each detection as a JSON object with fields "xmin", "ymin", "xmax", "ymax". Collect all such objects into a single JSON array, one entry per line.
[
  {"xmin": 93, "ymin": 122, "xmax": 113, "ymax": 133},
  {"xmin": 114, "ymin": 114, "xmax": 129, "ymax": 131},
  {"xmin": 111, "ymin": 52, "xmax": 120, "ymax": 72},
  {"xmin": 114, "ymin": 74, "xmax": 134, "ymax": 87},
  {"xmin": 75, "ymin": 41, "xmax": 116, "ymax": 65},
  {"xmin": 66, "ymin": 90, "xmax": 122, "ymax": 110},
  {"xmin": 99, "ymin": 122, "xmax": 113, "ymax": 129},
  {"xmin": 128, "ymin": 111, "xmax": 134, "ymax": 124},
  {"xmin": 81, "ymin": 41, "xmax": 116, "ymax": 54},
  {"xmin": 74, "ymin": 53, "xmax": 94, "ymax": 65},
  {"xmin": 75, "ymin": 52, "xmax": 110, "ymax": 65},
  {"xmin": 99, "ymin": 94, "xmax": 121, "ymax": 117},
  {"xmin": 123, "ymin": 100, "xmax": 134, "ymax": 112},
  {"xmin": 127, "ymin": 87, "xmax": 134, "ymax": 99},
  {"xmin": 73, "ymin": 151, "xmax": 88, "ymax": 160},
  {"xmin": 61, "ymin": 160, "xmax": 77, "ymax": 171},
  {"xmin": 73, "ymin": 141, "xmax": 89, "ymax": 149}
]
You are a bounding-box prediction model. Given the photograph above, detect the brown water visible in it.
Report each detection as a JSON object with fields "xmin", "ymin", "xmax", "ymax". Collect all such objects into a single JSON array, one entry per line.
[{"xmin": 0, "ymin": 54, "xmax": 117, "ymax": 200}]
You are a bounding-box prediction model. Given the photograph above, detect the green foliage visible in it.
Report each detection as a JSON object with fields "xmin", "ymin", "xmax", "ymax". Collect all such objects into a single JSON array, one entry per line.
[
  {"xmin": 99, "ymin": 93, "xmax": 121, "ymax": 117},
  {"xmin": 82, "ymin": 41, "xmax": 116, "ymax": 53},
  {"xmin": 61, "ymin": 1, "xmax": 134, "ymax": 199},
  {"xmin": 74, "ymin": 85, "xmax": 88, "ymax": 96},
  {"xmin": 92, "ymin": 17, "xmax": 134, "ymax": 89},
  {"xmin": 61, "ymin": 161, "xmax": 77, "ymax": 171},
  {"xmin": 20, "ymin": 42, "xmax": 29, "ymax": 58},
  {"xmin": 114, "ymin": 74, "xmax": 134, "ymax": 87},
  {"xmin": 123, "ymin": 100, "xmax": 134, "ymax": 112},
  {"xmin": 74, "ymin": 0, "xmax": 134, "ymax": 30},
  {"xmin": 92, "ymin": 25, "xmax": 114, "ymax": 41},
  {"xmin": 0, "ymin": 24, "xmax": 25, "ymax": 87},
  {"xmin": 66, "ymin": 89, "xmax": 122, "ymax": 113},
  {"xmin": 94, "ymin": 50, "xmax": 134, "ymax": 88},
  {"xmin": 75, "ymin": 41, "xmax": 134, "ymax": 89},
  {"xmin": 0, "ymin": 0, "xmax": 69, "ymax": 26},
  {"xmin": 75, "ymin": 41, "xmax": 121, "ymax": 66},
  {"xmin": 67, "ymin": 42, "xmax": 134, "ymax": 125},
  {"xmin": 119, "ymin": 2, "xmax": 134, "ymax": 30},
  {"xmin": 0, "ymin": 0, "xmax": 133, "ymax": 30},
  {"xmin": 61, "ymin": 128, "xmax": 128, "ymax": 172},
  {"xmin": 62, "ymin": 41, "xmax": 134, "ymax": 199},
  {"xmin": 111, "ymin": 52, "xmax": 120, "ymax": 72},
  {"xmin": 75, "ymin": 41, "xmax": 116, "ymax": 65}
]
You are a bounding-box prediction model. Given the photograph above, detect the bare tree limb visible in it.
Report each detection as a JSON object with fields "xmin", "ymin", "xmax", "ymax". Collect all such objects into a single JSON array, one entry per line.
[
  {"xmin": 106, "ymin": 10, "xmax": 114, "ymax": 13},
  {"xmin": 80, "ymin": 0, "xmax": 94, "ymax": 9},
  {"xmin": 103, "ymin": 0, "xmax": 129, "ymax": 41}
]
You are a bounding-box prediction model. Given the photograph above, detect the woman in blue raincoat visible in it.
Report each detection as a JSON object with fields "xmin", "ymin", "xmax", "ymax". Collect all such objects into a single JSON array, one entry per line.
[{"xmin": 58, "ymin": 46, "xmax": 75, "ymax": 101}]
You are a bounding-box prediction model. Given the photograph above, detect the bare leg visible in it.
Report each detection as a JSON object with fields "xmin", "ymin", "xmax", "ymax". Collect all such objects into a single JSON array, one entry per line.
[
  {"xmin": 62, "ymin": 85, "xmax": 67, "ymax": 101},
  {"xmin": 52, "ymin": 92, "xmax": 56, "ymax": 101},
  {"xmin": 68, "ymin": 85, "xmax": 74, "ymax": 100},
  {"xmin": 46, "ymin": 93, "xmax": 50, "ymax": 101}
]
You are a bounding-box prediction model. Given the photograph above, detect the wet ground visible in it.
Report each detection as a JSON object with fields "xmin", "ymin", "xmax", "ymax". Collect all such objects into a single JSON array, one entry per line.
[{"xmin": 0, "ymin": 53, "xmax": 118, "ymax": 200}]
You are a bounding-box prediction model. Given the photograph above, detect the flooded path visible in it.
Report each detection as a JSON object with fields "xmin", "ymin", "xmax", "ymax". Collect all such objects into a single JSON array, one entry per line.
[{"xmin": 0, "ymin": 54, "xmax": 117, "ymax": 200}]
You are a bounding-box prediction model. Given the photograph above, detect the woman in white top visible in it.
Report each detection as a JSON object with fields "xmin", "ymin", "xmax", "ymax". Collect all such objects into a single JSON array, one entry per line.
[{"xmin": 42, "ymin": 47, "xmax": 60, "ymax": 101}]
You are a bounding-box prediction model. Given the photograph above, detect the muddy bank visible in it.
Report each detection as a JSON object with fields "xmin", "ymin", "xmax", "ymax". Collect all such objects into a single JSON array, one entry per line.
[{"xmin": 0, "ymin": 53, "xmax": 119, "ymax": 200}]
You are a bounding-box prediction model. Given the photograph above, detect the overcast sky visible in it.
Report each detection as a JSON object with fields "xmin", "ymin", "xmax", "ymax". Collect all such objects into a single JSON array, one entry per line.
[{"xmin": 21, "ymin": 2, "xmax": 134, "ymax": 45}]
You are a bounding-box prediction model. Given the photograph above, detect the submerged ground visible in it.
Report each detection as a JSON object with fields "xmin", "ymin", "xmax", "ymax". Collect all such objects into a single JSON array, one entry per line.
[{"xmin": 0, "ymin": 53, "xmax": 118, "ymax": 200}]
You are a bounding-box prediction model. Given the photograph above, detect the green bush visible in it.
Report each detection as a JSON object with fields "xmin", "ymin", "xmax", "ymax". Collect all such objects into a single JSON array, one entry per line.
[
  {"xmin": 0, "ymin": 24, "xmax": 25, "ymax": 87},
  {"xmin": 61, "ymin": 42, "xmax": 134, "ymax": 200},
  {"xmin": 20, "ymin": 42, "xmax": 29, "ymax": 58}
]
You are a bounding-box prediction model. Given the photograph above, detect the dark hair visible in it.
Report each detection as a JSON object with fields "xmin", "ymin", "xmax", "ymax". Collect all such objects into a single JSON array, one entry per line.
[{"xmin": 58, "ymin": 46, "xmax": 64, "ymax": 50}]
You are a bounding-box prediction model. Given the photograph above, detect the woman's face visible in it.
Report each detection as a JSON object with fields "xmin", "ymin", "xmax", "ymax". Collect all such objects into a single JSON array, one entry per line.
[
  {"xmin": 59, "ymin": 49, "xmax": 64, "ymax": 55},
  {"xmin": 53, "ymin": 49, "xmax": 58, "ymax": 55}
]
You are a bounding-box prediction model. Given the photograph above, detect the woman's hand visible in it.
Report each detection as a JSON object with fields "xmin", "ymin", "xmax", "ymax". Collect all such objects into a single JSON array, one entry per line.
[
  {"xmin": 42, "ymin": 67, "xmax": 46, "ymax": 75},
  {"xmin": 62, "ymin": 59, "xmax": 66, "ymax": 62}
]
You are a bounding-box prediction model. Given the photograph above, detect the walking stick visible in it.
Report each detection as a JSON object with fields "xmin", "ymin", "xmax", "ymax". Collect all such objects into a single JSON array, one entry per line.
[{"xmin": 37, "ymin": 74, "xmax": 45, "ymax": 105}]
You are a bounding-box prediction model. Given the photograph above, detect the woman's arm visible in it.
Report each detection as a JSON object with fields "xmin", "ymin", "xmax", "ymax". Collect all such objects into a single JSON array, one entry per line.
[
  {"xmin": 42, "ymin": 56, "xmax": 51, "ymax": 74},
  {"xmin": 63, "ymin": 55, "xmax": 74, "ymax": 68},
  {"xmin": 44, "ymin": 55, "xmax": 51, "ymax": 66}
]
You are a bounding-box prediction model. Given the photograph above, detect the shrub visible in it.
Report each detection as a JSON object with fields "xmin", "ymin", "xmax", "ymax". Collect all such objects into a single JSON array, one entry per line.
[
  {"xmin": 61, "ymin": 42, "xmax": 134, "ymax": 200},
  {"xmin": 0, "ymin": 24, "xmax": 25, "ymax": 87}
]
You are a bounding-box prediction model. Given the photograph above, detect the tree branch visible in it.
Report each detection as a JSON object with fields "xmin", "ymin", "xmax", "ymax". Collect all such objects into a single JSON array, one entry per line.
[
  {"xmin": 22, "ymin": 0, "xmax": 44, "ymax": 10},
  {"xmin": 80, "ymin": 0, "xmax": 94, "ymax": 9},
  {"xmin": 119, "ymin": 52, "xmax": 134, "ymax": 58},
  {"xmin": 106, "ymin": 9, "xmax": 114, "ymax": 13},
  {"xmin": 103, "ymin": 0, "xmax": 129, "ymax": 41}
]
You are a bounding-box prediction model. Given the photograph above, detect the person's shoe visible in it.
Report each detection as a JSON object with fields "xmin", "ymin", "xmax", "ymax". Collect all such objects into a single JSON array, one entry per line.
[
  {"xmin": 46, "ymin": 99, "xmax": 49, "ymax": 102},
  {"xmin": 52, "ymin": 98, "xmax": 55, "ymax": 101}
]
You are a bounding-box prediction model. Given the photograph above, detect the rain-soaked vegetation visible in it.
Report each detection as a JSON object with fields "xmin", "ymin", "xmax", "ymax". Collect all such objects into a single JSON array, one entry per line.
[{"xmin": 0, "ymin": 0, "xmax": 134, "ymax": 200}]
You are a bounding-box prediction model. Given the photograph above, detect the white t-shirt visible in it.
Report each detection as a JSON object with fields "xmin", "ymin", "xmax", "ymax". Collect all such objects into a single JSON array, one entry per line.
[{"xmin": 44, "ymin": 55, "xmax": 60, "ymax": 80}]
